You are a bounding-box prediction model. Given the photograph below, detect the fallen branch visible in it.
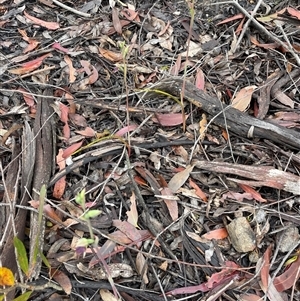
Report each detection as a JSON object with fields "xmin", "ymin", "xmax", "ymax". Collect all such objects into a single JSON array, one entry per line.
[{"xmin": 152, "ymin": 78, "xmax": 300, "ymax": 150}]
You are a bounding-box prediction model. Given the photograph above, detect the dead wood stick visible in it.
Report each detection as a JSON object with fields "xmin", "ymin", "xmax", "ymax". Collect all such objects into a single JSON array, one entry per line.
[
  {"xmin": 152, "ymin": 78, "xmax": 300, "ymax": 150},
  {"xmin": 29, "ymin": 89, "xmax": 55, "ymax": 280}
]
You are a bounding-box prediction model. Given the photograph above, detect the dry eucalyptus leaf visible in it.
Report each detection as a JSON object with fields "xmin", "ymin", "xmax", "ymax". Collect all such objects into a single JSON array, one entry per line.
[{"xmin": 168, "ymin": 165, "xmax": 194, "ymax": 193}]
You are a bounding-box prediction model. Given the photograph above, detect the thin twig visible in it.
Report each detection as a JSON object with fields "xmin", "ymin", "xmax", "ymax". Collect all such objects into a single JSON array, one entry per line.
[
  {"xmin": 232, "ymin": 0, "xmax": 264, "ymax": 53},
  {"xmin": 211, "ymin": 0, "xmax": 300, "ymax": 66},
  {"xmin": 52, "ymin": 0, "xmax": 91, "ymax": 18}
]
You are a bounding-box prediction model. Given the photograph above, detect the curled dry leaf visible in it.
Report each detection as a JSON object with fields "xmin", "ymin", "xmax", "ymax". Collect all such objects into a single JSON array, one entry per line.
[
  {"xmin": 126, "ymin": 192, "xmax": 139, "ymax": 228},
  {"xmin": 99, "ymin": 48, "xmax": 123, "ymax": 62},
  {"xmin": 64, "ymin": 55, "xmax": 76, "ymax": 83},
  {"xmin": 231, "ymin": 85, "xmax": 257, "ymax": 112}
]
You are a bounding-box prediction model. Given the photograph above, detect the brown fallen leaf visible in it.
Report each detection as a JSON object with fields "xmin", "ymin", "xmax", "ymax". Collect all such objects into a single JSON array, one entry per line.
[
  {"xmin": 161, "ymin": 187, "xmax": 178, "ymax": 221},
  {"xmin": 168, "ymin": 165, "xmax": 194, "ymax": 193},
  {"xmin": 8, "ymin": 53, "xmax": 51, "ymax": 75},
  {"xmin": 126, "ymin": 192, "xmax": 139, "ymax": 227},
  {"xmin": 53, "ymin": 149, "xmax": 66, "ymax": 199},
  {"xmin": 274, "ymin": 253, "xmax": 300, "ymax": 292},
  {"xmin": 112, "ymin": 7, "xmax": 122, "ymax": 34},
  {"xmin": 62, "ymin": 141, "xmax": 83, "ymax": 159},
  {"xmin": 231, "ymin": 85, "xmax": 257, "ymax": 112},
  {"xmin": 50, "ymin": 268, "xmax": 72, "ymax": 295},
  {"xmin": 202, "ymin": 228, "xmax": 228, "ymax": 240},
  {"xmin": 64, "ymin": 55, "xmax": 76, "ymax": 83},
  {"xmin": 153, "ymin": 113, "xmax": 187, "ymax": 126},
  {"xmin": 24, "ymin": 11, "xmax": 60, "ymax": 30}
]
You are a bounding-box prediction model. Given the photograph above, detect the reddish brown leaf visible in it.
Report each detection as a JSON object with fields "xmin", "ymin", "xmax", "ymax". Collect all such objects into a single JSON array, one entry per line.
[
  {"xmin": 65, "ymin": 92, "xmax": 76, "ymax": 114},
  {"xmin": 115, "ymin": 125, "xmax": 137, "ymax": 137},
  {"xmin": 216, "ymin": 13, "xmax": 244, "ymax": 25},
  {"xmin": 121, "ymin": 8, "xmax": 139, "ymax": 21},
  {"xmin": 170, "ymin": 55, "xmax": 181, "ymax": 76},
  {"xmin": 69, "ymin": 113, "xmax": 87, "ymax": 127},
  {"xmin": 287, "ymin": 7, "xmax": 300, "ymax": 19},
  {"xmin": 239, "ymin": 184, "xmax": 267, "ymax": 203},
  {"xmin": 195, "ymin": 68, "xmax": 205, "ymax": 90},
  {"xmin": 250, "ymin": 36, "xmax": 278, "ymax": 50},
  {"xmin": 153, "ymin": 113, "xmax": 187, "ymax": 126},
  {"xmin": 108, "ymin": 230, "xmax": 133, "ymax": 245},
  {"xmin": 112, "ymin": 220, "xmax": 142, "ymax": 242},
  {"xmin": 18, "ymin": 29, "xmax": 39, "ymax": 53},
  {"xmin": 43, "ymin": 204, "xmax": 63, "ymax": 224},
  {"xmin": 17, "ymin": 87, "xmax": 35, "ymax": 107},
  {"xmin": 167, "ymin": 261, "xmax": 240, "ymax": 295},
  {"xmin": 99, "ymin": 48, "xmax": 123, "ymax": 62},
  {"xmin": 24, "ymin": 11, "xmax": 60, "ymax": 30},
  {"xmin": 202, "ymin": 228, "xmax": 228, "ymax": 240},
  {"xmin": 59, "ymin": 102, "xmax": 70, "ymax": 140},
  {"xmin": 62, "ymin": 141, "xmax": 83, "ymax": 159},
  {"xmin": 52, "ymin": 42, "xmax": 69, "ymax": 53},
  {"xmin": 134, "ymin": 176, "xmax": 148, "ymax": 186},
  {"xmin": 8, "ymin": 53, "xmax": 51, "ymax": 75},
  {"xmin": 189, "ymin": 179, "xmax": 207, "ymax": 201},
  {"xmin": 88, "ymin": 64, "xmax": 99, "ymax": 84},
  {"xmin": 274, "ymin": 254, "xmax": 300, "ymax": 292},
  {"xmin": 260, "ymin": 245, "xmax": 272, "ymax": 290}
]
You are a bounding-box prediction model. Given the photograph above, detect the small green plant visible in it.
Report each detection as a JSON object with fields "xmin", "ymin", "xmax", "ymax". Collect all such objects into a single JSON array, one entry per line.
[{"xmin": 75, "ymin": 189, "xmax": 101, "ymax": 253}]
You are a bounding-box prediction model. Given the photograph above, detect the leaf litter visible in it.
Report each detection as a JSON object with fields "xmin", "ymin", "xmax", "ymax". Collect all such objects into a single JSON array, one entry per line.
[{"xmin": 0, "ymin": 0, "xmax": 300, "ymax": 300}]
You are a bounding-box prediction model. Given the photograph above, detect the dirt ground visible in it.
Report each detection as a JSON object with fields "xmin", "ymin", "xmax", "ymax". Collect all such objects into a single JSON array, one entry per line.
[{"xmin": 0, "ymin": 0, "xmax": 300, "ymax": 300}]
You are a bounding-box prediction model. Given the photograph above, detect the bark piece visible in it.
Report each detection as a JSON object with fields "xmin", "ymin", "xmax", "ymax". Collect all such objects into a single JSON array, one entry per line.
[{"xmin": 29, "ymin": 89, "xmax": 55, "ymax": 280}]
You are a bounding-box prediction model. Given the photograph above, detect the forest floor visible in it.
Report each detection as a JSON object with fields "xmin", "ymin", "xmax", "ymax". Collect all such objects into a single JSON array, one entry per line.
[{"xmin": 0, "ymin": 0, "xmax": 300, "ymax": 300}]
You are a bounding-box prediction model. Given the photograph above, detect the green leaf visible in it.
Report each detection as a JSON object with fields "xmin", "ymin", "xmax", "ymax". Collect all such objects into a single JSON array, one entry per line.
[
  {"xmin": 76, "ymin": 238, "xmax": 94, "ymax": 248},
  {"xmin": 13, "ymin": 237, "xmax": 29, "ymax": 276},
  {"xmin": 83, "ymin": 209, "xmax": 102, "ymax": 220},
  {"xmin": 12, "ymin": 291, "xmax": 32, "ymax": 301},
  {"xmin": 40, "ymin": 252, "xmax": 51, "ymax": 269},
  {"xmin": 75, "ymin": 189, "xmax": 86, "ymax": 207}
]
